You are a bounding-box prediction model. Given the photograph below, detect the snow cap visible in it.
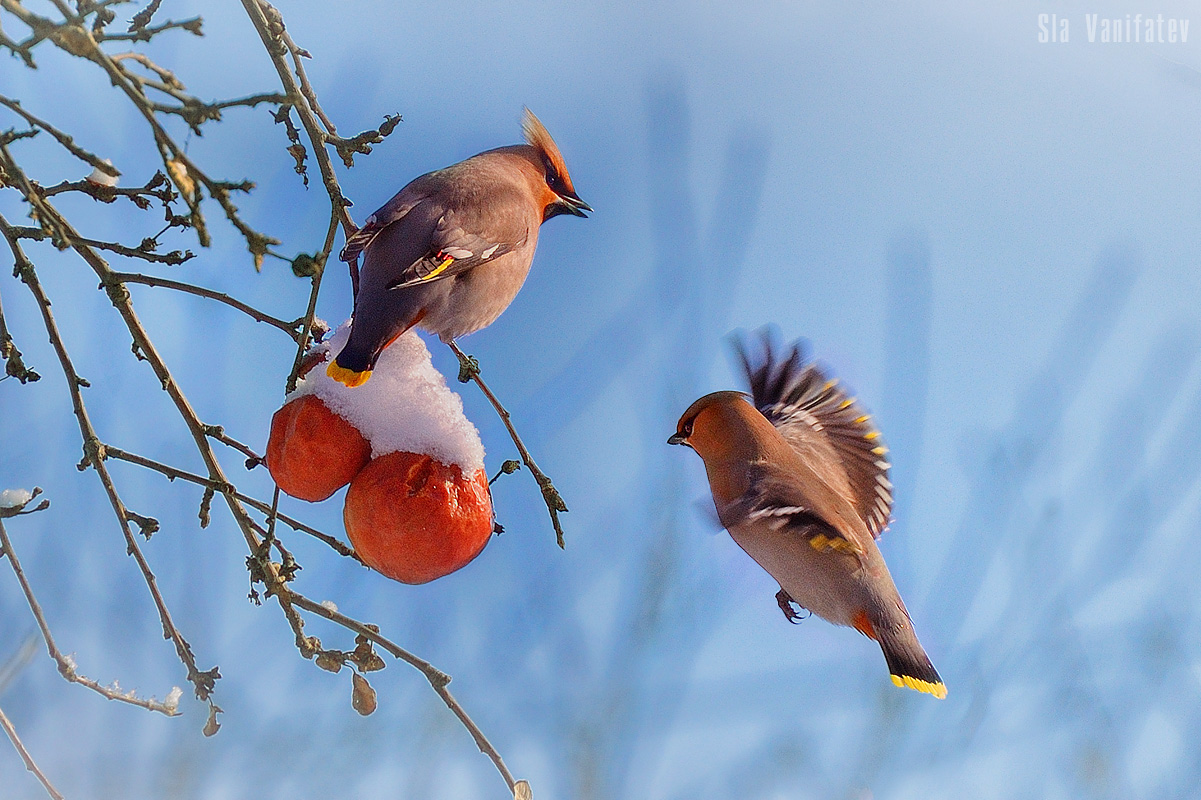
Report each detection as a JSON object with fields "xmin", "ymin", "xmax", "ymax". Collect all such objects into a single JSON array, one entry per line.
[
  {"xmin": 289, "ymin": 323, "xmax": 485, "ymax": 473},
  {"xmin": 0, "ymin": 488, "xmax": 33, "ymax": 509}
]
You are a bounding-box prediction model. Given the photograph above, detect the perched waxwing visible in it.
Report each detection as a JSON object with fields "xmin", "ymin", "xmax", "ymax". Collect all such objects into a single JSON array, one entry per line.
[
  {"xmin": 669, "ymin": 331, "xmax": 946, "ymax": 699},
  {"xmin": 328, "ymin": 109, "xmax": 591, "ymax": 387}
]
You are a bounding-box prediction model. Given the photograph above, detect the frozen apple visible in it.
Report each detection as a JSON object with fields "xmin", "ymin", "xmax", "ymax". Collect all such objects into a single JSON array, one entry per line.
[
  {"xmin": 270, "ymin": 323, "xmax": 494, "ymax": 582},
  {"xmin": 266, "ymin": 394, "xmax": 372, "ymax": 502},
  {"xmin": 344, "ymin": 452, "xmax": 493, "ymax": 584}
]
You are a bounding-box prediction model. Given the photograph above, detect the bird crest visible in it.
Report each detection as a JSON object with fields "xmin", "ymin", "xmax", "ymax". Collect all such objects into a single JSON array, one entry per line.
[{"xmin": 522, "ymin": 108, "xmax": 576, "ymax": 193}]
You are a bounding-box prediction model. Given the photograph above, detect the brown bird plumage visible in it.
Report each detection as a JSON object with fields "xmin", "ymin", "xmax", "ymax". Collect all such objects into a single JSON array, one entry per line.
[
  {"xmin": 670, "ymin": 332, "xmax": 945, "ymax": 698},
  {"xmin": 328, "ymin": 110, "xmax": 589, "ymax": 387}
]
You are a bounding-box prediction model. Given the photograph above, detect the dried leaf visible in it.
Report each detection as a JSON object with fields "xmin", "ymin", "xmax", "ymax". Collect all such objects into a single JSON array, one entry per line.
[
  {"xmin": 514, "ymin": 780, "xmax": 532, "ymax": 800},
  {"xmin": 165, "ymin": 159, "xmax": 195, "ymax": 197},
  {"xmin": 198, "ymin": 486, "xmax": 214, "ymax": 529},
  {"xmin": 351, "ymin": 672, "xmax": 377, "ymax": 716},
  {"xmin": 129, "ymin": 0, "xmax": 165, "ymax": 32},
  {"xmin": 202, "ymin": 703, "xmax": 222, "ymax": 737}
]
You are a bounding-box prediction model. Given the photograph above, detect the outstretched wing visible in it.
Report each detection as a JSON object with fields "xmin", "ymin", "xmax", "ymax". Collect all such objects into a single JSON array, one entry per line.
[{"xmin": 733, "ymin": 329, "xmax": 894, "ymax": 538}]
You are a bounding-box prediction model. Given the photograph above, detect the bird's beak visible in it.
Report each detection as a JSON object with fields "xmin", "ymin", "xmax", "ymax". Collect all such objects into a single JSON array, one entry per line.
[
  {"xmin": 560, "ymin": 192, "xmax": 592, "ymax": 217},
  {"xmin": 667, "ymin": 432, "xmax": 689, "ymax": 446}
]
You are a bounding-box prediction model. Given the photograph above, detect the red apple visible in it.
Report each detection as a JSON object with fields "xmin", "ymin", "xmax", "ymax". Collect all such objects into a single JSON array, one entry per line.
[
  {"xmin": 266, "ymin": 395, "xmax": 371, "ymax": 502},
  {"xmin": 343, "ymin": 451, "xmax": 493, "ymax": 584}
]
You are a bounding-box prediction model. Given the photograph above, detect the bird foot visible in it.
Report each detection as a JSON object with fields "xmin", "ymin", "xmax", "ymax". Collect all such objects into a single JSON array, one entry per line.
[
  {"xmin": 775, "ymin": 589, "xmax": 808, "ymax": 624},
  {"xmin": 455, "ymin": 350, "xmax": 480, "ymax": 383}
]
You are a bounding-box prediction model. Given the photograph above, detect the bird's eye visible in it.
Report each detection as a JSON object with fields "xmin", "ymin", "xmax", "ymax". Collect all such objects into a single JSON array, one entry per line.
[{"xmin": 546, "ymin": 171, "xmax": 559, "ymax": 189}]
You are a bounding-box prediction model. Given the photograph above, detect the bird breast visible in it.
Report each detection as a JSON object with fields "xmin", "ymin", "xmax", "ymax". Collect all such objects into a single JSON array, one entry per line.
[
  {"xmin": 417, "ymin": 235, "xmax": 539, "ymax": 341},
  {"xmin": 726, "ymin": 519, "xmax": 864, "ymax": 627}
]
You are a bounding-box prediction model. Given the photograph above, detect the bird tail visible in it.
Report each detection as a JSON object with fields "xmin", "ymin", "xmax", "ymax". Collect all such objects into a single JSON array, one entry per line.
[
  {"xmin": 327, "ymin": 316, "xmax": 426, "ymax": 388},
  {"xmin": 327, "ymin": 359, "xmax": 371, "ymax": 388},
  {"xmin": 871, "ymin": 616, "xmax": 946, "ymax": 699},
  {"xmin": 326, "ymin": 337, "xmax": 377, "ymax": 387}
]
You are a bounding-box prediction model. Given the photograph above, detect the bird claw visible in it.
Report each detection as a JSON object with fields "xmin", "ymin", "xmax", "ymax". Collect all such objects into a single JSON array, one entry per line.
[
  {"xmin": 455, "ymin": 351, "xmax": 480, "ymax": 383},
  {"xmin": 775, "ymin": 589, "xmax": 808, "ymax": 624}
]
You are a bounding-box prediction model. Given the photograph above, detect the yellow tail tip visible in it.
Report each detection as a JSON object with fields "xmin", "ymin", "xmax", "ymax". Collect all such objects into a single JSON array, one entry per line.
[
  {"xmin": 326, "ymin": 361, "xmax": 371, "ymax": 388},
  {"xmin": 891, "ymin": 674, "xmax": 947, "ymax": 699}
]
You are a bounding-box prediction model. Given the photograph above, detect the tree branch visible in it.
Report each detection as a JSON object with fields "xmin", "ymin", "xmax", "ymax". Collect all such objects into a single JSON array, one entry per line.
[
  {"xmin": 0, "ymin": 93, "xmax": 120, "ymax": 177},
  {"xmin": 109, "ymin": 272, "xmax": 303, "ymax": 342},
  {"xmin": 102, "ymin": 444, "xmax": 359, "ymax": 561},
  {"xmin": 0, "ymin": 516, "xmax": 181, "ymax": 715},
  {"xmin": 0, "ymin": 201, "xmax": 219, "ymax": 708},
  {"xmin": 0, "ymin": 701, "xmax": 65, "ymax": 800},
  {"xmin": 0, "ymin": 284, "xmax": 40, "ymax": 383},
  {"xmin": 449, "ymin": 341, "xmax": 569, "ymax": 549}
]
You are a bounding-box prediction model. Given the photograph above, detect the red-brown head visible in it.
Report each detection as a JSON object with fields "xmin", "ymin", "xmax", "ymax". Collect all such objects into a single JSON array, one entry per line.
[
  {"xmin": 522, "ymin": 108, "xmax": 591, "ymax": 220},
  {"xmin": 668, "ymin": 391, "xmax": 776, "ymax": 463}
]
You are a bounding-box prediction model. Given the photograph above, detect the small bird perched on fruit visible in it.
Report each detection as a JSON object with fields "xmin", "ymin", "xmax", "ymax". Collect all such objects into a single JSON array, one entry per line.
[
  {"xmin": 669, "ymin": 331, "xmax": 945, "ymax": 698},
  {"xmin": 328, "ymin": 109, "xmax": 591, "ymax": 387}
]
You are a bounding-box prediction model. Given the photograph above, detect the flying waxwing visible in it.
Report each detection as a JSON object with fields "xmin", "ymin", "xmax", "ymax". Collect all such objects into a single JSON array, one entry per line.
[
  {"xmin": 327, "ymin": 109, "xmax": 591, "ymax": 387},
  {"xmin": 669, "ymin": 331, "xmax": 946, "ymax": 698}
]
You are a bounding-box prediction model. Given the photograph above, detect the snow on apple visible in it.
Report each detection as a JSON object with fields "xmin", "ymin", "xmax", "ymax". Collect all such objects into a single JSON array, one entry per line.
[{"xmin": 265, "ymin": 322, "xmax": 494, "ymax": 584}]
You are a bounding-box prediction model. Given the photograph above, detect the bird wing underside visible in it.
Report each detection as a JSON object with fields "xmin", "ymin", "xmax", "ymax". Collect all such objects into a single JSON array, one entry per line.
[
  {"xmin": 385, "ymin": 212, "xmax": 524, "ymax": 291},
  {"xmin": 734, "ymin": 330, "xmax": 894, "ymax": 538}
]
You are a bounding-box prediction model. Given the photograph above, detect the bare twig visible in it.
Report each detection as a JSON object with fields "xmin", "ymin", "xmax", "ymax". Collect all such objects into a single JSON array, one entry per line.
[
  {"xmin": 109, "ymin": 272, "xmax": 303, "ymax": 341},
  {"xmin": 449, "ymin": 340, "xmax": 569, "ymax": 548},
  {"xmin": 0, "ymin": 2, "xmax": 281, "ymax": 259},
  {"xmin": 102, "ymin": 444, "xmax": 358, "ymax": 560},
  {"xmin": 0, "ymin": 701, "xmax": 65, "ymax": 800},
  {"xmin": 238, "ymin": 0, "xmax": 358, "ymax": 292},
  {"xmin": 99, "ymin": 16, "xmax": 202, "ymax": 42},
  {"xmin": 0, "ymin": 285, "xmax": 40, "ymax": 383},
  {"xmin": 0, "ymin": 93, "xmax": 120, "ymax": 177},
  {"xmin": 0, "ymin": 202, "xmax": 219, "ymax": 707},
  {"xmin": 39, "ymin": 170, "xmax": 176, "ymax": 207},
  {"xmin": 69, "ymin": 235, "xmax": 192, "ymax": 265},
  {"xmin": 290, "ymin": 594, "xmax": 519, "ymax": 793},
  {"xmin": 0, "ymin": 517, "xmax": 180, "ymax": 715},
  {"xmin": 202, "ymin": 424, "xmax": 266, "ymax": 467}
]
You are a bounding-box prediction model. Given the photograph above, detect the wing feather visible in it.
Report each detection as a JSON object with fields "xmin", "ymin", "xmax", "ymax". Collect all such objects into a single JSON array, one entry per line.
[
  {"xmin": 386, "ymin": 212, "xmax": 523, "ymax": 291},
  {"xmin": 734, "ymin": 329, "xmax": 894, "ymax": 538}
]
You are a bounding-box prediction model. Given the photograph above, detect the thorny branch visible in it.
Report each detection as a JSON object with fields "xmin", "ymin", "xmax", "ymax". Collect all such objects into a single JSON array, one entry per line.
[{"xmin": 0, "ymin": 1, "xmax": 526, "ymax": 794}]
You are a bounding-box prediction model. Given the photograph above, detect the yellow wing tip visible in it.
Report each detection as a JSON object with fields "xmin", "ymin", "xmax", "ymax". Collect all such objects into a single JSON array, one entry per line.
[
  {"xmin": 808, "ymin": 532, "xmax": 862, "ymax": 555},
  {"xmin": 890, "ymin": 674, "xmax": 947, "ymax": 699},
  {"xmin": 326, "ymin": 361, "xmax": 371, "ymax": 388}
]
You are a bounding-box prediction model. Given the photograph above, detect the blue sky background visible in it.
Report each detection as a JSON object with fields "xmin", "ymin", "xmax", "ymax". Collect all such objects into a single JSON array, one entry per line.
[{"xmin": 3, "ymin": 0, "xmax": 1201, "ymax": 797}]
